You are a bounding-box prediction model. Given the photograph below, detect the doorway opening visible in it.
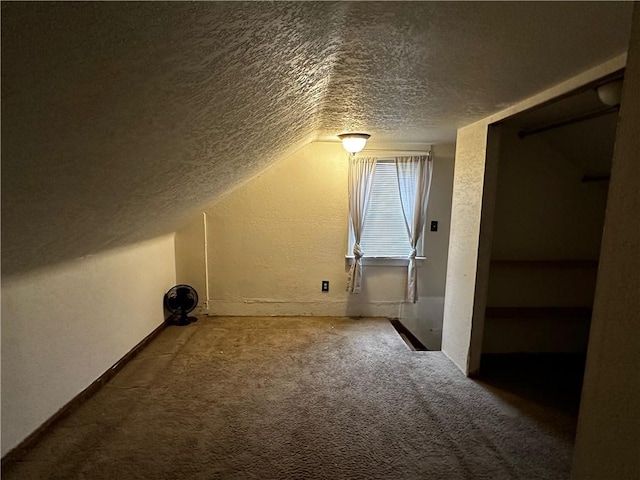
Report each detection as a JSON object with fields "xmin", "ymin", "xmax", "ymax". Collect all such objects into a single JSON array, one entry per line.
[{"xmin": 477, "ymin": 70, "xmax": 624, "ymax": 414}]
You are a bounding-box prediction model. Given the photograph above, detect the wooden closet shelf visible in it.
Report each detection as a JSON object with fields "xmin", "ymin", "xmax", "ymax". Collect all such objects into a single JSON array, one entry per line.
[
  {"xmin": 485, "ymin": 307, "xmax": 592, "ymax": 319},
  {"xmin": 490, "ymin": 260, "xmax": 599, "ymax": 269}
]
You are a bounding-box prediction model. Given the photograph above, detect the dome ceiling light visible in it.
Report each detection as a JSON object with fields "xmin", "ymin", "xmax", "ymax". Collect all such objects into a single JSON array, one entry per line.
[
  {"xmin": 596, "ymin": 79, "xmax": 624, "ymax": 106},
  {"xmin": 338, "ymin": 133, "xmax": 371, "ymax": 154}
]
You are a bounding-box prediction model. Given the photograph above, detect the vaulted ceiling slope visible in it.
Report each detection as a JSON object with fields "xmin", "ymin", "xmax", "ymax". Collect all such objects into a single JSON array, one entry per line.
[{"xmin": 1, "ymin": 2, "xmax": 633, "ymax": 276}]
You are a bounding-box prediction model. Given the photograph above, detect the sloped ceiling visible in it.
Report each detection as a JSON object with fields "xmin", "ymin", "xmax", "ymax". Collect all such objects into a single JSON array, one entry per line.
[{"xmin": 1, "ymin": 2, "xmax": 633, "ymax": 276}]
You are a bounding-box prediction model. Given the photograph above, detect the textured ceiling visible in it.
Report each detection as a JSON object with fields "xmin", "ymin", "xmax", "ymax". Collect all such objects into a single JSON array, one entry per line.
[{"xmin": 1, "ymin": 2, "xmax": 634, "ymax": 276}]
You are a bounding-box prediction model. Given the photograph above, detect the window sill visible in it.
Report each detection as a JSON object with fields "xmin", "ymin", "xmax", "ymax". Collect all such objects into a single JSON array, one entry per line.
[{"xmin": 345, "ymin": 256, "xmax": 426, "ymax": 266}]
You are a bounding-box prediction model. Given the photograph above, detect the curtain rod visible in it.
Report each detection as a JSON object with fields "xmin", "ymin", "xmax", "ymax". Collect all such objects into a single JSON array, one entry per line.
[{"xmin": 359, "ymin": 148, "xmax": 432, "ymax": 155}]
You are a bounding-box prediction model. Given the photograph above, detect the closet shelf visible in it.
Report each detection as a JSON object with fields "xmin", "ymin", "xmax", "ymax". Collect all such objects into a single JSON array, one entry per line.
[
  {"xmin": 490, "ymin": 259, "xmax": 599, "ymax": 269},
  {"xmin": 485, "ymin": 307, "xmax": 592, "ymax": 320}
]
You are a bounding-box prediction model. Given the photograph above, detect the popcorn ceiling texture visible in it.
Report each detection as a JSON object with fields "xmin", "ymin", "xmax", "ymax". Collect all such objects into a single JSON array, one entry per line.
[
  {"xmin": 315, "ymin": 2, "xmax": 633, "ymax": 142},
  {"xmin": 1, "ymin": 2, "xmax": 633, "ymax": 275}
]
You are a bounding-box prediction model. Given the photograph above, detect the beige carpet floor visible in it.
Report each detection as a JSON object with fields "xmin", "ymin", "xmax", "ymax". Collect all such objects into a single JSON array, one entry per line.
[{"xmin": 3, "ymin": 317, "xmax": 578, "ymax": 479}]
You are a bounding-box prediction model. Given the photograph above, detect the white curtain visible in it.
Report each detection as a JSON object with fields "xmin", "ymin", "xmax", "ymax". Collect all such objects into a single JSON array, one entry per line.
[
  {"xmin": 395, "ymin": 154, "xmax": 433, "ymax": 303},
  {"xmin": 347, "ymin": 156, "xmax": 377, "ymax": 294}
]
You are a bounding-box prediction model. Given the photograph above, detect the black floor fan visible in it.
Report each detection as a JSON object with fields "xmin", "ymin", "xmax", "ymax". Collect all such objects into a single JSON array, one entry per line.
[{"xmin": 164, "ymin": 284, "xmax": 198, "ymax": 326}]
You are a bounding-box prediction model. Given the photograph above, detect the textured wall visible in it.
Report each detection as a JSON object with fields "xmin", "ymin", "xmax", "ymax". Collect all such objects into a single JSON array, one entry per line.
[
  {"xmin": 441, "ymin": 124, "xmax": 488, "ymax": 373},
  {"xmin": 1, "ymin": 235, "xmax": 176, "ymax": 455},
  {"xmin": 175, "ymin": 213, "xmax": 207, "ymax": 312},
  {"xmin": 571, "ymin": 5, "xmax": 640, "ymax": 477},
  {"xmin": 203, "ymin": 141, "xmax": 454, "ymax": 348},
  {"xmin": 1, "ymin": 2, "xmax": 633, "ymax": 278}
]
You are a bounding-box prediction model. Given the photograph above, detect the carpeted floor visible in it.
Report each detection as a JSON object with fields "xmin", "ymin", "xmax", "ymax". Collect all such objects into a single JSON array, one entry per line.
[{"xmin": 3, "ymin": 317, "xmax": 578, "ymax": 479}]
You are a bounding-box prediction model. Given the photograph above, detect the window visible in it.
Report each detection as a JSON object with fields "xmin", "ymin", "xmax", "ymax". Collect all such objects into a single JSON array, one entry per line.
[{"xmin": 347, "ymin": 159, "xmax": 425, "ymax": 260}]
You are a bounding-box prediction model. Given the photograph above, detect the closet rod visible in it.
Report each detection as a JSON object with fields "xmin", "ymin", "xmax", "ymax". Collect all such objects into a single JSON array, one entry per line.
[{"xmin": 518, "ymin": 105, "xmax": 619, "ymax": 139}]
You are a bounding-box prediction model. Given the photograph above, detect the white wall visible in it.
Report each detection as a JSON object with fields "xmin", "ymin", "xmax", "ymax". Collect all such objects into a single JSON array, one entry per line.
[
  {"xmin": 441, "ymin": 54, "xmax": 627, "ymax": 375},
  {"xmin": 571, "ymin": 5, "xmax": 640, "ymax": 477},
  {"xmin": 175, "ymin": 213, "xmax": 208, "ymax": 313},
  {"xmin": 203, "ymin": 141, "xmax": 455, "ymax": 350},
  {"xmin": 1, "ymin": 234, "xmax": 176, "ymax": 456},
  {"xmin": 441, "ymin": 124, "xmax": 489, "ymax": 373}
]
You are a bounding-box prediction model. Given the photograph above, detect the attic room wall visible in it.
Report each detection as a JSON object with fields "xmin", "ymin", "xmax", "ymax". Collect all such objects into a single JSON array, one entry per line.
[
  {"xmin": 441, "ymin": 124, "xmax": 489, "ymax": 372},
  {"xmin": 482, "ymin": 126, "xmax": 608, "ymax": 353},
  {"xmin": 174, "ymin": 214, "xmax": 207, "ymax": 313},
  {"xmin": 201, "ymin": 141, "xmax": 455, "ymax": 350},
  {"xmin": 1, "ymin": 235, "xmax": 176, "ymax": 456},
  {"xmin": 571, "ymin": 4, "xmax": 640, "ymax": 476}
]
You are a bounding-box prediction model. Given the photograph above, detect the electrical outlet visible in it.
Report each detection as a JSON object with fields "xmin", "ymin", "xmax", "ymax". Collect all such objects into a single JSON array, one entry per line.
[
  {"xmin": 322, "ymin": 280, "xmax": 329, "ymax": 292},
  {"xmin": 430, "ymin": 220, "xmax": 438, "ymax": 232}
]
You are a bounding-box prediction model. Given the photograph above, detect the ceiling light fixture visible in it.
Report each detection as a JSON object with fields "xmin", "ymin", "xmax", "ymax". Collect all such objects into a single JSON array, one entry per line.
[
  {"xmin": 338, "ymin": 133, "xmax": 371, "ymax": 154},
  {"xmin": 596, "ymin": 79, "xmax": 623, "ymax": 106}
]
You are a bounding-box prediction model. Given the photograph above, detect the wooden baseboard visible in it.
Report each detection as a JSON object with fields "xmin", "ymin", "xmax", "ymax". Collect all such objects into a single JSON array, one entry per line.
[{"xmin": 1, "ymin": 321, "xmax": 168, "ymax": 469}]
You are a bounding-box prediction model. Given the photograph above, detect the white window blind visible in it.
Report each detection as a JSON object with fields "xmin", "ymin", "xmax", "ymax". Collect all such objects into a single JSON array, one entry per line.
[{"xmin": 359, "ymin": 161, "xmax": 412, "ymax": 257}]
